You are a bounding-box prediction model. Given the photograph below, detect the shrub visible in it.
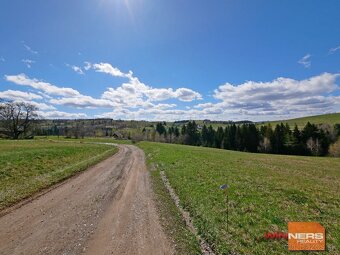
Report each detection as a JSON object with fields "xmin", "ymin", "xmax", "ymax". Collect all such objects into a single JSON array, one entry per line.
[{"xmin": 329, "ymin": 139, "xmax": 340, "ymax": 157}]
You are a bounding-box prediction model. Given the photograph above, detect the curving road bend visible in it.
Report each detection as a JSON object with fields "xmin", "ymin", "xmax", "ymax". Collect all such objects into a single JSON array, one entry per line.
[{"xmin": 0, "ymin": 145, "xmax": 173, "ymax": 255}]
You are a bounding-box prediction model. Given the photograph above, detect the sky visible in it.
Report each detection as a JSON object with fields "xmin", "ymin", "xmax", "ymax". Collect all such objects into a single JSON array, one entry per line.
[{"xmin": 0, "ymin": 0, "xmax": 339, "ymax": 121}]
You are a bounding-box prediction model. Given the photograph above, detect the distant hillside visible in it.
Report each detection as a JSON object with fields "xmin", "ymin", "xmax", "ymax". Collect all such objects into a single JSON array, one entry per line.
[{"xmin": 258, "ymin": 113, "xmax": 340, "ymax": 128}]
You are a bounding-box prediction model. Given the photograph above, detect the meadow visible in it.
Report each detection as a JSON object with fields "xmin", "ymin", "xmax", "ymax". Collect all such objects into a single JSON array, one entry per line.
[
  {"xmin": 260, "ymin": 113, "xmax": 340, "ymax": 128},
  {"xmin": 0, "ymin": 140, "xmax": 117, "ymax": 210},
  {"xmin": 34, "ymin": 136, "xmax": 132, "ymax": 144},
  {"xmin": 139, "ymin": 141, "xmax": 340, "ymax": 254}
]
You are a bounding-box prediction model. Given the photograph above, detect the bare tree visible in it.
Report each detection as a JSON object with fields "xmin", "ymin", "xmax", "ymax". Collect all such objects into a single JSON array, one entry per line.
[
  {"xmin": 306, "ymin": 138, "xmax": 321, "ymax": 156},
  {"xmin": 259, "ymin": 137, "xmax": 271, "ymax": 153},
  {"xmin": 0, "ymin": 101, "xmax": 38, "ymax": 139}
]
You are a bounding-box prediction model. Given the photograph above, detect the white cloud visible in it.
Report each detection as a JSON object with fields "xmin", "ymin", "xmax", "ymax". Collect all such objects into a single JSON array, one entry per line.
[
  {"xmin": 5, "ymin": 73, "xmax": 81, "ymax": 97},
  {"xmin": 51, "ymin": 71, "xmax": 340, "ymax": 121},
  {"xmin": 22, "ymin": 59, "xmax": 35, "ymax": 68},
  {"xmin": 89, "ymin": 62, "xmax": 202, "ymax": 104},
  {"xmin": 214, "ymin": 73, "xmax": 338, "ymax": 103},
  {"xmin": 329, "ymin": 45, "xmax": 340, "ymax": 55},
  {"xmin": 101, "ymin": 77, "xmax": 202, "ymax": 106},
  {"xmin": 95, "ymin": 107, "xmax": 225, "ymax": 121},
  {"xmin": 0, "ymin": 90, "xmax": 56, "ymax": 111},
  {"xmin": 23, "ymin": 43, "xmax": 38, "ymax": 54},
  {"xmin": 4, "ymin": 67, "xmax": 339, "ymax": 121},
  {"xmin": 66, "ymin": 64, "xmax": 84, "ymax": 75},
  {"xmin": 37, "ymin": 91, "xmax": 53, "ymax": 99},
  {"xmin": 0, "ymin": 90, "xmax": 42, "ymax": 100},
  {"xmin": 50, "ymin": 96, "xmax": 115, "ymax": 108},
  {"xmin": 38, "ymin": 110, "xmax": 87, "ymax": 119},
  {"xmin": 191, "ymin": 72, "xmax": 340, "ymax": 120},
  {"xmin": 26, "ymin": 101, "xmax": 56, "ymax": 111},
  {"xmin": 152, "ymin": 103, "xmax": 177, "ymax": 110},
  {"xmin": 5, "ymin": 73, "xmax": 117, "ymax": 109},
  {"xmin": 0, "ymin": 100, "xmax": 56, "ymax": 111},
  {"xmin": 89, "ymin": 62, "xmax": 128, "ymax": 77},
  {"xmin": 84, "ymin": 62, "xmax": 92, "ymax": 71},
  {"xmin": 298, "ymin": 54, "xmax": 312, "ymax": 68},
  {"xmin": 174, "ymin": 88, "xmax": 202, "ymax": 102}
]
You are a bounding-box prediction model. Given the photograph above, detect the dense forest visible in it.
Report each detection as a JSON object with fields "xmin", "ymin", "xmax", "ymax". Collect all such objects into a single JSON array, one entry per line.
[{"xmin": 148, "ymin": 121, "xmax": 340, "ymax": 156}]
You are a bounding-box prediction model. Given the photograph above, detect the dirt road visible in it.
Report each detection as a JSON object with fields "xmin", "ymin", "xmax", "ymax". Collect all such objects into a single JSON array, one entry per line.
[{"xmin": 0, "ymin": 145, "xmax": 174, "ymax": 255}]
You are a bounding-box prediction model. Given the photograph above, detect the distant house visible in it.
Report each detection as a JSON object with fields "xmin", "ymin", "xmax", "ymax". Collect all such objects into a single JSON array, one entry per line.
[
  {"xmin": 112, "ymin": 131, "xmax": 123, "ymax": 139},
  {"xmin": 203, "ymin": 119, "xmax": 211, "ymax": 124}
]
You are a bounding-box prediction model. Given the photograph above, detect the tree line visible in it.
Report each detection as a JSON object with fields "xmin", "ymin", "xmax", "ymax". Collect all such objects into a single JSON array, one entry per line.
[
  {"xmin": 1, "ymin": 100, "xmax": 339, "ymax": 156},
  {"xmin": 151, "ymin": 121, "xmax": 340, "ymax": 156}
]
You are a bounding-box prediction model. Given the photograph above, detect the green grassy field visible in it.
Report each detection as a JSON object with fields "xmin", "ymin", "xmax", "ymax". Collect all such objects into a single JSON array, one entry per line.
[
  {"xmin": 139, "ymin": 142, "xmax": 340, "ymax": 254},
  {"xmin": 259, "ymin": 113, "xmax": 340, "ymax": 128},
  {"xmin": 0, "ymin": 140, "xmax": 117, "ymax": 210}
]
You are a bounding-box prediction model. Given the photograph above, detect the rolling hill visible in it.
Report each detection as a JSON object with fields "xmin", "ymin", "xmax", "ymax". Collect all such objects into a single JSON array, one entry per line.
[{"xmin": 258, "ymin": 113, "xmax": 340, "ymax": 128}]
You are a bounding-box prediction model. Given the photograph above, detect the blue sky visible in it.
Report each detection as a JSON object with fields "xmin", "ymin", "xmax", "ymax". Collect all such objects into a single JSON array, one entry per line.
[{"xmin": 0, "ymin": 0, "xmax": 339, "ymax": 121}]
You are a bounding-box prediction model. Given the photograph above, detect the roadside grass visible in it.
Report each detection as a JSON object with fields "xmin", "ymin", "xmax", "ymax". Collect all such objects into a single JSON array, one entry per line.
[
  {"xmin": 34, "ymin": 136, "xmax": 132, "ymax": 144},
  {"xmin": 0, "ymin": 140, "xmax": 117, "ymax": 210},
  {"xmin": 150, "ymin": 168, "xmax": 201, "ymax": 254},
  {"xmin": 138, "ymin": 141, "xmax": 340, "ymax": 255}
]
